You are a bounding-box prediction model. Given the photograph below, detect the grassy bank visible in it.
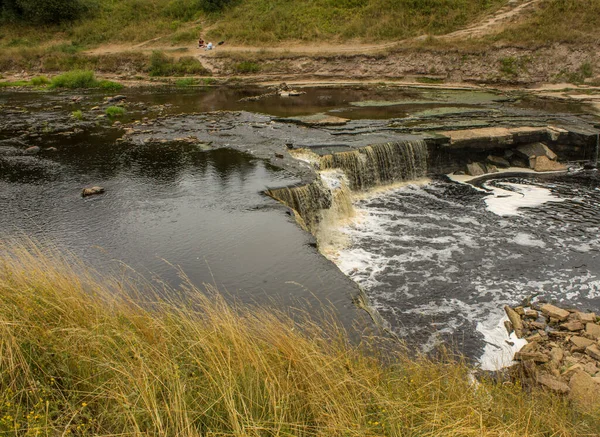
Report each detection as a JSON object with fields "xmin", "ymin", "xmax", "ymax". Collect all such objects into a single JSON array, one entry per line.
[{"xmin": 0, "ymin": 242, "xmax": 599, "ymax": 436}]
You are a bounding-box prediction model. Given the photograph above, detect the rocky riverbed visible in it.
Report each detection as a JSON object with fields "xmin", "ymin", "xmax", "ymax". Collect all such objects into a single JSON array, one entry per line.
[{"xmin": 504, "ymin": 302, "xmax": 600, "ymax": 409}]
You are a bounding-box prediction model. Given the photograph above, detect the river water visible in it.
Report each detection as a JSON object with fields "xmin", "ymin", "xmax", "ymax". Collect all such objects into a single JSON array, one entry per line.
[{"xmin": 1, "ymin": 85, "xmax": 599, "ymax": 364}]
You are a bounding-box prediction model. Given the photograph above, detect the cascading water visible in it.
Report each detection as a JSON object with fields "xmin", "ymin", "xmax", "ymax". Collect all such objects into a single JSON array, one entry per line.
[
  {"xmin": 266, "ymin": 140, "xmax": 430, "ymax": 240},
  {"xmin": 320, "ymin": 140, "xmax": 429, "ymax": 191}
]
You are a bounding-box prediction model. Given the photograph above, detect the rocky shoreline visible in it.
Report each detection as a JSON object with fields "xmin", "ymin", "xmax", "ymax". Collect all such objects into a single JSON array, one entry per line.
[{"xmin": 504, "ymin": 302, "xmax": 600, "ymax": 408}]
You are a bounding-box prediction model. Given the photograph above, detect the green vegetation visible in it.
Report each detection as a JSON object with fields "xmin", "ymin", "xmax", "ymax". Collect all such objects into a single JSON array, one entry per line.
[
  {"xmin": 47, "ymin": 70, "xmax": 122, "ymax": 90},
  {"xmin": 491, "ymin": 0, "xmax": 600, "ymax": 46},
  {"xmin": 556, "ymin": 62, "xmax": 595, "ymax": 85},
  {"xmin": 0, "ymin": 79, "xmax": 30, "ymax": 87},
  {"xmin": 105, "ymin": 106, "xmax": 126, "ymax": 117},
  {"xmin": 30, "ymin": 75, "xmax": 50, "ymax": 85},
  {"xmin": 175, "ymin": 77, "xmax": 199, "ymax": 86},
  {"xmin": 234, "ymin": 60, "xmax": 261, "ymax": 74},
  {"xmin": 208, "ymin": 0, "xmax": 506, "ymax": 43},
  {"xmin": 149, "ymin": 51, "xmax": 209, "ymax": 76},
  {"xmin": 72, "ymin": 110, "xmax": 84, "ymax": 120},
  {"xmin": 0, "ymin": 242, "xmax": 598, "ymax": 436},
  {"xmin": 49, "ymin": 70, "xmax": 98, "ymax": 88}
]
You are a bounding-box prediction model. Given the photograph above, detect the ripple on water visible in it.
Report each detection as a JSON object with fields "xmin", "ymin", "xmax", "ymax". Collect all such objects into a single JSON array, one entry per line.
[{"xmin": 328, "ymin": 174, "xmax": 600, "ymax": 369}]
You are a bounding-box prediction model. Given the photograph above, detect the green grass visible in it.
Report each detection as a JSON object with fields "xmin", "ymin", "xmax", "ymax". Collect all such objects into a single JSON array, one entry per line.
[
  {"xmin": 49, "ymin": 70, "xmax": 98, "ymax": 88},
  {"xmin": 105, "ymin": 106, "xmax": 126, "ymax": 117},
  {"xmin": 72, "ymin": 110, "xmax": 84, "ymax": 120},
  {"xmin": 47, "ymin": 70, "xmax": 123, "ymax": 90},
  {"xmin": 175, "ymin": 77, "xmax": 199, "ymax": 86},
  {"xmin": 30, "ymin": 75, "xmax": 51, "ymax": 85},
  {"xmin": 0, "ymin": 80, "xmax": 31, "ymax": 88},
  {"xmin": 208, "ymin": 0, "xmax": 506, "ymax": 43},
  {"xmin": 0, "ymin": 242, "xmax": 598, "ymax": 436},
  {"xmin": 491, "ymin": 0, "xmax": 600, "ymax": 46}
]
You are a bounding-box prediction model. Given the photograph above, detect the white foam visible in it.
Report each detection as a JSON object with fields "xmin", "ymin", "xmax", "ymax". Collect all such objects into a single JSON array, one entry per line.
[
  {"xmin": 478, "ymin": 313, "xmax": 527, "ymax": 371},
  {"xmin": 512, "ymin": 232, "xmax": 546, "ymax": 248},
  {"xmin": 483, "ymin": 182, "xmax": 564, "ymax": 216}
]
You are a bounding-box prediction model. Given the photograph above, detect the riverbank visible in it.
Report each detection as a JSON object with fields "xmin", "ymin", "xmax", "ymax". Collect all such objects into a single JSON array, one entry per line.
[{"xmin": 0, "ymin": 241, "xmax": 598, "ymax": 436}]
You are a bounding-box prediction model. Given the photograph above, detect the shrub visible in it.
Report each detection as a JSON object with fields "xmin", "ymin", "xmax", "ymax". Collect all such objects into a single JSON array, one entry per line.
[
  {"xmin": 71, "ymin": 110, "xmax": 83, "ymax": 120},
  {"xmin": 148, "ymin": 51, "xmax": 209, "ymax": 76},
  {"xmin": 1, "ymin": 0, "xmax": 90, "ymax": 24},
  {"xmin": 105, "ymin": 106, "xmax": 125, "ymax": 117},
  {"xmin": 98, "ymin": 80, "xmax": 123, "ymax": 91},
  {"xmin": 175, "ymin": 77, "xmax": 198, "ymax": 86},
  {"xmin": 234, "ymin": 61, "xmax": 260, "ymax": 74},
  {"xmin": 49, "ymin": 70, "xmax": 98, "ymax": 88},
  {"xmin": 30, "ymin": 75, "xmax": 50, "ymax": 86}
]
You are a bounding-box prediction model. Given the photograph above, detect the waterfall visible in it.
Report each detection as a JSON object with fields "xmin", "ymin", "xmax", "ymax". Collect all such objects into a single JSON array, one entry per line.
[
  {"xmin": 266, "ymin": 140, "xmax": 429, "ymax": 242},
  {"xmin": 320, "ymin": 140, "xmax": 428, "ymax": 191}
]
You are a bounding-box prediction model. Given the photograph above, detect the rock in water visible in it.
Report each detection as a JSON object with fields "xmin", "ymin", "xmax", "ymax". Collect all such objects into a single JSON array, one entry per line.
[
  {"xmin": 106, "ymin": 95, "xmax": 127, "ymax": 104},
  {"xmin": 82, "ymin": 186, "xmax": 105, "ymax": 197},
  {"xmin": 505, "ymin": 305, "xmax": 524, "ymax": 338},
  {"xmin": 24, "ymin": 146, "xmax": 40, "ymax": 154},
  {"xmin": 533, "ymin": 156, "xmax": 567, "ymax": 172},
  {"xmin": 486, "ymin": 155, "xmax": 510, "ymax": 168},
  {"xmin": 465, "ymin": 162, "xmax": 486, "ymax": 176}
]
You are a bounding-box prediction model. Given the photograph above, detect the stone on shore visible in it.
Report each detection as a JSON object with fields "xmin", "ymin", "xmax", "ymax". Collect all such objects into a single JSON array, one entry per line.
[
  {"xmin": 586, "ymin": 322, "xmax": 600, "ymax": 340},
  {"xmin": 541, "ymin": 304, "xmax": 570, "ymax": 321},
  {"xmin": 537, "ymin": 374, "xmax": 570, "ymax": 393}
]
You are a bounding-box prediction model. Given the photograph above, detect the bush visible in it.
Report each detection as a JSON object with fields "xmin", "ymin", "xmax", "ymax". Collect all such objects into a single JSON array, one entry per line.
[
  {"xmin": 1, "ymin": 0, "xmax": 90, "ymax": 24},
  {"xmin": 49, "ymin": 70, "xmax": 98, "ymax": 89},
  {"xmin": 105, "ymin": 106, "xmax": 125, "ymax": 117},
  {"xmin": 98, "ymin": 79, "xmax": 123, "ymax": 91},
  {"xmin": 234, "ymin": 61, "xmax": 260, "ymax": 74},
  {"xmin": 30, "ymin": 75, "xmax": 50, "ymax": 86},
  {"xmin": 148, "ymin": 51, "xmax": 209, "ymax": 76},
  {"xmin": 71, "ymin": 110, "xmax": 83, "ymax": 120},
  {"xmin": 175, "ymin": 77, "xmax": 198, "ymax": 86}
]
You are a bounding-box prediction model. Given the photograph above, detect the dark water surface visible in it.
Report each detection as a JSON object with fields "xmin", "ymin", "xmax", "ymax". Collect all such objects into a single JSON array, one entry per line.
[
  {"xmin": 331, "ymin": 171, "xmax": 600, "ymax": 362},
  {"xmin": 0, "ymin": 136, "xmax": 360, "ymax": 317},
  {"xmin": 1, "ymin": 85, "xmax": 599, "ymax": 357}
]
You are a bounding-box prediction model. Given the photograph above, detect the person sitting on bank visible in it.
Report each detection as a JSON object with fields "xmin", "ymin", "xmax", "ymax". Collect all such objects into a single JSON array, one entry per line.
[
  {"xmin": 198, "ymin": 39, "xmax": 205, "ymax": 48},
  {"xmin": 205, "ymin": 42, "xmax": 213, "ymax": 50}
]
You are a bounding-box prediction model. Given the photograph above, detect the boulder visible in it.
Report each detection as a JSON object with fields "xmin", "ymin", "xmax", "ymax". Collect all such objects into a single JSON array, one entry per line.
[
  {"xmin": 584, "ymin": 362, "xmax": 599, "ymax": 376},
  {"xmin": 524, "ymin": 309, "xmax": 539, "ymax": 319},
  {"xmin": 516, "ymin": 143, "xmax": 558, "ymax": 161},
  {"xmin": 571, "ymin": 336, "xmax": 595, "ymax": 349},
  {"xmin": 541, "ymin": 304, "xmax": 570, "ymax": 321},
  {"xmin": 533, "ymin": 156, "xmax": 567, "ymax": 172},
  {"xmin": 485, "ymin": 164, "xmax": 499, "ymax": 173},
  {"xmin": 515, "ymin": 351, "xmax": 549, "ymax": 363},
  {"xmin": 569, "ymin": 371, "xmax": 600, "ymax": 408},
  {"xmin": 82, "ymin": 186, "xmax": 105, "ymax": 197},
  {"xmin": 106, "ymin": 95, "xmax": 127, "ymax": 104},
  {"xmin": 586, "ymin": 322, "xmax": 600, "ymax": 340},
  {"xmin": 465, "ymin": 162, "xmax": 486, "ymax": 176},
  {"xmin": 486, "ymin": 155, "xmax": 510, "ymax": 168},
  {"xmin": 561, "ymin": 320, "xmax": 584, "ymax": 332},
  {"xmin": 505, "ymin": 305, "xmax": 524, "ymax": 338},
  {"xmin": 578, "ymin": 312, "xmax": 597, "ymax": 323},
  {"xmin": 562, "ymin": 364, "xmax": 585, "ymax": 378},
  {"xmin": 537, "ymin": 373, "xmax": 570, "ymax": 393},
  {"xmin": 24, "ymin": 146, "xmax": 40, "ymax": 154},
  {"xmin": 586, "ymin": 345, "xmax": 600, "ymax": 361}
]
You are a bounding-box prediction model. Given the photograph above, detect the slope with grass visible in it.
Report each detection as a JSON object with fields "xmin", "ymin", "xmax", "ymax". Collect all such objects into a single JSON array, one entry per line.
[{"xmin": 0, "ymin": 242, "xmax": 599, "ymax": 436}]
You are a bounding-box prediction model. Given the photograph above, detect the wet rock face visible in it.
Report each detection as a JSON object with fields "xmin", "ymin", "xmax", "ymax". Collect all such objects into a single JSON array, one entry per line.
[{"xmin": 506, "ymin": 303, "xmax": 600, "ymax": 409}]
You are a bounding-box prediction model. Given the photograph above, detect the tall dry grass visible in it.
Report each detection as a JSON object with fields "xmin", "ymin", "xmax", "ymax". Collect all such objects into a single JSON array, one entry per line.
[{"xmin": 0, "ymin": 241, "xmax": 598, "ymax": 436}]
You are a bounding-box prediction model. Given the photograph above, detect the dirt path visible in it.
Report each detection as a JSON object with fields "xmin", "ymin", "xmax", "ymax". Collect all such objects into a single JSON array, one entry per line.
[{"xmin": 84, "ymin": 0, "xmax": 539, "ymax": 59}]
